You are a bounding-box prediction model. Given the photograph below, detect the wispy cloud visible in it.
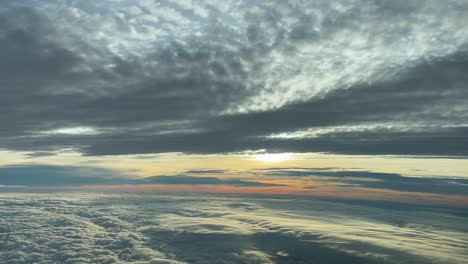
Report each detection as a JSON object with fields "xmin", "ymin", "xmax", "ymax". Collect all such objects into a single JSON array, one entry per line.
[
  {"xmin": 258, "ymin": 168, "xmax": 468, "ymax": 195},
  {"xmin": 144, "ymin": 175, "xmax": 283, "ymax": 187}
]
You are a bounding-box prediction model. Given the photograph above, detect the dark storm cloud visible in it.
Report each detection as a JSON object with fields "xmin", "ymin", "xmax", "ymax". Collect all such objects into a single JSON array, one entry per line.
[
  {"xmin": 259, "ymin": 168, "xmax": 468, "ymax": 195},
  {"xmin": 1, "ymin": 1, "xmax": 468, "ymax": 157}
]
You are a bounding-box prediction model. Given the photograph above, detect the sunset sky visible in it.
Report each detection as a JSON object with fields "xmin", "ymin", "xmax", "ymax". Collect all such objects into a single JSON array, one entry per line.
[
  {"xmin": 1, "ymin": 1, "xmax": 468, "ymax": 263},
  {"xmin": 1, "ymin": 0, "xmax": 468, "ymax": 205}
]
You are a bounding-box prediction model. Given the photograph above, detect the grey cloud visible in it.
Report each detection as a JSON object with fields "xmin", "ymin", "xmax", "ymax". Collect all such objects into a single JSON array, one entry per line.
[
  {"xmin": 0, "ymin": 4, "xmax": 259, "ymax": 143},
  {"xmin": 1, "ymin": 1, "xmax": 468, "ymax": 157},
  {"xmin": 83, "ymin": 52, "xmax": 468, "ymax": 156},
  {"xmin": 3, "ymin": 50, "xmax": 468, "ymax": 156},
  {"xmin": 23, "ymin": 151, "xmax": 59, "ymax": 158}
]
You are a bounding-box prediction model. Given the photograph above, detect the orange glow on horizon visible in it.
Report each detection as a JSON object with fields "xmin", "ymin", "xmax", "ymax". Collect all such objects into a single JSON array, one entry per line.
[{"xmin": 12, "ymin": 183, "xmax": 468, "ymax": 208}]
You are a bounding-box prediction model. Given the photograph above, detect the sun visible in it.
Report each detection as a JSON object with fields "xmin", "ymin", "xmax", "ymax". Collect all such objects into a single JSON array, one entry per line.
[{"xmin": 252, "ymin": 153, "xmax": 293, "ymax": 163}]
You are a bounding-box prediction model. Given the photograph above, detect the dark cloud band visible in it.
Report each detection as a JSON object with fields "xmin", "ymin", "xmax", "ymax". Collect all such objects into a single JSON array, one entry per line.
[{"xmin": 1, "ymin": 1, "xmax": 467, "ymax": 157}]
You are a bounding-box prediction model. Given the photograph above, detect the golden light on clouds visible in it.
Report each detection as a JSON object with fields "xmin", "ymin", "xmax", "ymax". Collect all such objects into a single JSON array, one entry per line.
[
  {"xmin": 2, "ymin": 150, "xmax": 468, "ymax": 179},
  {"xmin": 251, "ymin": 153, "xmax": 294, "ymax": 163}
]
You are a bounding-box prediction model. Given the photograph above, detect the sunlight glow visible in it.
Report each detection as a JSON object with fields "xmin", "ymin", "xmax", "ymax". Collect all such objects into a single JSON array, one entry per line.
[
  {"xmin": 252, "ymin": 153, "xmax": 293, "ymax": 163},
  {"xmin": 43, "ymin": 127, "xmax": 100, "ymax": 135}
]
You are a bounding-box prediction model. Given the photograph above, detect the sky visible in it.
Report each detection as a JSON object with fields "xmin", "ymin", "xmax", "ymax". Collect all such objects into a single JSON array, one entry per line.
[
  {"xmin": 0, "ymin": 1, "xmax": 468, "ymax": 263},
  {"xmin": 1, "ymin": 0, "xmax": 468, "ymax": 204}
]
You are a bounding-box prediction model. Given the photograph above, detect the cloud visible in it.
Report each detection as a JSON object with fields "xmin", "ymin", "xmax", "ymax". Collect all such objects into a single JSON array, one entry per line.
[
  {"xmin": 0, "ymin": 193, "xmax": 177, "ymax": 264},
  {"xmin": 21, "ymin": 52, "xmax": 468, "ymax": 157},
  {"xmin": 0, "ymin": 165, "xmax": 280, "ymax": 187},
  {"xmin": 185, "ymin": 170, "xmax": 228, "ymax": 174},
  {"xmin": 259, "ymin": 168, "xmax": 468, "ymax": 195},
  {"xmin": 0, "ymin": 0, "xmax": 468, "ymax": 157},
  {"xmin": 0, "ymin": 191, "xmax": 466, "ymax": 264},
  {"xmin": 0, "ymin": 165, "xmax": 134, "ymax": 186},
  {"xmin": 144, "ymin": 175, "xmax": 283, "ymax": 187}
]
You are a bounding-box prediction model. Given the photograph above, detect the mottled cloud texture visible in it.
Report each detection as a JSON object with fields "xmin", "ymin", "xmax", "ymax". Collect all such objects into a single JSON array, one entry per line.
[
  {"xmin": 0, "ymin": 192, "xmax": 467, "ymax": 264},
  {"xmin": 1, "ymin": 0, "xmax": 468, "ymax": 156},
  {"xmin": 1, "ymin": 2, "xmax": 467, "ymax": 263}
]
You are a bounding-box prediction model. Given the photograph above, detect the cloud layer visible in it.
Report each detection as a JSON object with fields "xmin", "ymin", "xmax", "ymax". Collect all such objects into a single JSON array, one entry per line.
[
  {"xmin": 0, "ymin": 165, "xmax": 281, "ymax": 187},
  {"xmin": 0, "ymin": 191, "xmax": 466, "ymax": 263},
  {"xmin": 257, "ymin": 167, "xmax": 468, "ymax": 195},
  {"xmin": 0, "ymin": 0, "xmax": 467, "ymax": 156}
]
